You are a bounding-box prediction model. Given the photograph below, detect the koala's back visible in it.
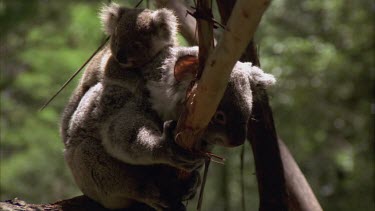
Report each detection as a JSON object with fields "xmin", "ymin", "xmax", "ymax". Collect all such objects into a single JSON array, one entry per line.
[
  {"xmin": 60, "ymin": 44, "xmax": 144, "ymax": 146},
  {"xmin": 63, "ymin": 80, "xmax": 193, "ymax": 209},
  {"xmin": 80, "ymin": 45, "xmax": 110, "ymax": 90},
  {"xmin": 60, "ymin": 45, "xmax": 110, "ymax": 144}
]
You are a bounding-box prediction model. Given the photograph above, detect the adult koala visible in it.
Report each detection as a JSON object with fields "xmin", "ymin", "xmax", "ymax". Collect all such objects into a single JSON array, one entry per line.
[
  {"xmin": 145, "ymin": 46, "xmax": 276, "ymax": 148},
  {"xmin": 62, "ymin": 3, "xmax": 204, "ymax": 210}
]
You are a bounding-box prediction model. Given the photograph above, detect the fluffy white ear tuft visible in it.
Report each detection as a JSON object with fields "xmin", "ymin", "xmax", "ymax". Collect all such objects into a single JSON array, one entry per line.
[
  {"xmin": 233, "ymin": 62, "xmax": 276, "ymax": 87},
  {"xmin": 248, "ymin": 63, "xmax": 276, "ymax": 87},
  {"xmin": 152, "ymin": 9, "xmax": 178, "ymax": 44},
  {"xmin": 99, "ymin": 3, "xmax": 121, "ymax": 35}
]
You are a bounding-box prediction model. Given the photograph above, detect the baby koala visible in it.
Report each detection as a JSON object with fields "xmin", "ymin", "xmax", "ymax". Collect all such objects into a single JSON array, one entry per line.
[{"xmin": 61, "ymin": 2, "xmax": 178, "ymax": 141}]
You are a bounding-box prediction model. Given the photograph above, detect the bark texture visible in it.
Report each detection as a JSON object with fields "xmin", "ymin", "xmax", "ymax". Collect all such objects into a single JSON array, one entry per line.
[
  {"xmin": 0, "ymin": 196, "xmax": 155, "ymax": 211},
  {"xmin": 175, "ymin": 0, "xmax": 270, "ymax": 150}
]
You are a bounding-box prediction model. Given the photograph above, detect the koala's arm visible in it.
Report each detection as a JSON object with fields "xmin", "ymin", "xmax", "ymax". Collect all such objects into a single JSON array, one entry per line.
[
  {"xmin": 97, "ymin": 86, "xmax": 203, "ymax": 171},
  {"xmin": 101, "ymin": 108, "xmax": 203, "ymax": 171}
]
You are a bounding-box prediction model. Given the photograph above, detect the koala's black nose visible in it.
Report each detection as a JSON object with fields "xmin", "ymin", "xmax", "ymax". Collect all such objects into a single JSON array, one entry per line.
[{"xmin": 116, "ymin": 50, "xmax": 128, "ymax": 64}]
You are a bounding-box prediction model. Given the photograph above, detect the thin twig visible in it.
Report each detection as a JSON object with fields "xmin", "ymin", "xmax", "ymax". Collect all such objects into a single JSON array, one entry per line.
[
  {"xmin": 39, "ymin": 36, "xmax": 110, "ymax": 111},
  {"xmin": 186, "ymin": 9, "xmax": 226, "ymax": 30},
  {"xmin": 240, "ymin": 144, "xmax": 246, "ymax": 211},
  {"xmin": 197, "ymin": 158, "xmax": 211, "ymax": 211},
  {"xmin": 135, "ymin": 0, "xmax": 143, "ymax": 8},
  {"xmin": 40, "ymin": 0, "xmax": 145, "ymax": 111}
]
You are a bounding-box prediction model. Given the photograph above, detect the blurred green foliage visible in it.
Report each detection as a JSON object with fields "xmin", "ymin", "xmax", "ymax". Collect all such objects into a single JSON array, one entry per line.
[{"xmin": 0, "ymin": 0, "xmax": 373, "ymax": 210}]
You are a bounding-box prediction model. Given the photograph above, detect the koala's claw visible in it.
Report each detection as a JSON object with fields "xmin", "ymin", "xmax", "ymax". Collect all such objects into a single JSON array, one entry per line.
[
  {"xmin": 162, "ymin": 120, "xmax": 177, "ymax": 138},
  {"xmin": 160, "ymin": 120, "xmax": 205, "ymax": 171}
]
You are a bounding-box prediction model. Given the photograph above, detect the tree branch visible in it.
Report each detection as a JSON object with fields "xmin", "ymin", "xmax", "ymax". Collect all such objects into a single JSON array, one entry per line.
[
  {"xmin": 195, "ymin": 0, "xmax": 214, "ymax": 78},
  {"xmin": 278, "ymin": 139, "xmax": 323, "ymax": 211},
  {"xmin": 0, "ymin": 196, "xmax": 155, "ymax": 211},
  {"xmin": 216, "ymin": 1, "xmax": 289, "ymax": 209},
  {"xmin": 215, "ymin": 1, "xmax": 322, "ymax": 210},
  {"xmin": 154, "ymin": 0, "xmax": 198, "ymax": 45},
  {"xmin": 247, "ymin": 87, "xmax": 289, "ymax": 211},
  {"xmin": 175, "ymin": 0, "xmax": 271, "ymax": 150}
]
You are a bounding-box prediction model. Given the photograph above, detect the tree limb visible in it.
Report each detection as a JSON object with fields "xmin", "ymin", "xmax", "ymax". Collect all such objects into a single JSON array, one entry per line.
[
  {"xmin": 247, "ymin": 87, "xmax": 289, "ymax": 211},
  {"xmin": 195, "ymin": 0, "xmax": 214, "ymax": 78},
  {"xmin": 215, "ymin": 1, "xmax": 322, "ymax": 210},
  {"xmin": 175, "ymin": 0, "xmax": 271, "ymax": 150},
  {"xmin": 278, "ymin": 139, "xmax": 323, "ymax": 211},
  {"xmin": 154, "ymin": 0, "xmax": 198, "ymax": 45},
  {"xmin": 215, "ymin": 1, "xmax": 289, "ymax": 209},
  {"xmin": 0, "ymin": 196, "xmax": 155, "ymax": 211}
]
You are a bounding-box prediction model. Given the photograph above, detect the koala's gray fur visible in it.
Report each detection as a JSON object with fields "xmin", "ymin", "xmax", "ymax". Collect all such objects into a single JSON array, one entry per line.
[
  {"xmin": 61, "ymin": 3, "xmax": 178, "ymax": 148},
  {"xmin": 144, "ymin": 46, "xmax": 276, "ymax": 147},
  {"xmin": 61, "ymin": 3, "xmax": 276, "ymax": 211},
  {"xmin": 63, "ymin": 78, "xmax": 202, "ymax": 210},
  {"xmin": 62, "ymin": 3, "xmax": 201, "ymax": 210},
  {"xmin": 100, "ymin": 3, "xmax": 177, "ymax": 68}
]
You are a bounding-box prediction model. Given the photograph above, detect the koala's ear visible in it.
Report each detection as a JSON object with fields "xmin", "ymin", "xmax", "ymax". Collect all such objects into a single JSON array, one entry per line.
[
  {"xmin": 100, "ymin": 3, "xmax": 122, "ymax": 35},
  {"xmin": 234, "ymin": 62, "xmax": 276, "ymax": 87},
  {"xmin": 152, "ymin": 9, "xmax": 178, "ymax": 43},
  {"xmin": 248, "ymin": 64, "xmax": 276, "ymax": 87},
  {"xmin": 174, "ymin": 55, "xmax": 199, "ymax": 82}
]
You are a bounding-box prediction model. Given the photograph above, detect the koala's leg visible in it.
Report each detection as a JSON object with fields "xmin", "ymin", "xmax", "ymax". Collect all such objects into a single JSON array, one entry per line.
[
  {"xmin": 65, "ymin": 139, "xmax": 136, "ymax": 209},
  {"xmin": 65, "ymin": 139, "xmax": 189, "ymax": 210},
  {"xmin": 60, "ymin": 87, "xmax": 86, "ymax": 145}
]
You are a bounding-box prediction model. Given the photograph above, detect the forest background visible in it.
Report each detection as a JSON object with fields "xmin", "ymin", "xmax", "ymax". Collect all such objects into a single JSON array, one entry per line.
[{"xmin": 0, "ymin": 0, "xmax": 374, "ymax": 210}]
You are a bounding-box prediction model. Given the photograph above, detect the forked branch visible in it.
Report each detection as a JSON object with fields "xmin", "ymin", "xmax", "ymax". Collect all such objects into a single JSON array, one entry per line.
[{"xmin": 175, "ymin": 0, "xmax": 271, "ymax": 150}]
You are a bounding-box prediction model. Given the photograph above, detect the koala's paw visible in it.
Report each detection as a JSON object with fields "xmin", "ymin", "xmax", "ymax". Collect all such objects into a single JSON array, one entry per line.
[
  {"xmin": 161, "ymin": 120, "xmax": 205, "ymax": 172},
  {"xmin": 169, "ymin": 146, "xmax": 205, "ymax": 172}
]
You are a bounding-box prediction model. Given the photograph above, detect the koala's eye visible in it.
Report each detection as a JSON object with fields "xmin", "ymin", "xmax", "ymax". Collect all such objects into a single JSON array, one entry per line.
[{"xmin": 214, "ymin": 111, "xmax": 226, "ymax": 125}]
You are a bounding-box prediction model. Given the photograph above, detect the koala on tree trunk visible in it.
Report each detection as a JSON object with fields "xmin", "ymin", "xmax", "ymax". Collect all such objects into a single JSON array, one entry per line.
[
  {"xmin": 144, "ymin": 46, "xmax": 276, "ymax": 148},
  {"xmin": 61, "ymin": 3, "xmax": 276, "ymax": 211}
]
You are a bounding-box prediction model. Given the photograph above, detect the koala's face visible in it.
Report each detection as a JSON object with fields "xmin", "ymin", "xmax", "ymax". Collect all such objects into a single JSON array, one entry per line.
[
  {"xmin": 202, "ymin": 62, "xmax": 276, "ymax": 148},
  {"xmin": 171, "ymin": 57, "xmax": 275, "ymax": 148},
  {"xmin": 100, "ymin": 3, "xmax": 177, "ymax": 68},
  {"xmin": 203, "ymin": 75, "xmax": 252, "ymax": 147}
]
